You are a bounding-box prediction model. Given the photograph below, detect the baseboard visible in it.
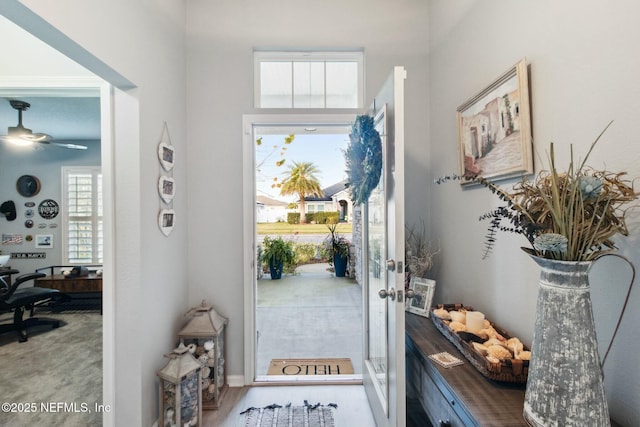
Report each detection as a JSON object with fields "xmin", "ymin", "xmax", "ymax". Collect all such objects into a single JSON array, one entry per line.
[{"xmin": 228, "ymin": 374, "xmax": 245, "ymax": 387}]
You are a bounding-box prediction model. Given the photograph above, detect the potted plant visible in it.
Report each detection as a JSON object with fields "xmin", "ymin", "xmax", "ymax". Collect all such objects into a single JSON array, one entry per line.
[
  {"xmin": 323, "ymin": 223, "xmax": 350, "ymax": 277},
  {"xmin": 260, "ymin": 235, "xmax": 295, "ymax": 280}
]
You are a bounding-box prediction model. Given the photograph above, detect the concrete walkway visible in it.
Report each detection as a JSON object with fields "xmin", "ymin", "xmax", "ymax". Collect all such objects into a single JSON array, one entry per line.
[{"xmin": 256, "ymin": 263, "xmax": 363, "ymax": 376}]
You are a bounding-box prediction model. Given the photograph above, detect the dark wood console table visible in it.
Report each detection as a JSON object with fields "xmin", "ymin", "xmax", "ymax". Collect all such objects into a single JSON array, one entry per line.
[
  {"xmin": 406, "ymin": 313, "xmax": 527, "ymax": 427},
  {"xmin": 35, "ymin": 273, "xmax": 102, "ymax": 312}
]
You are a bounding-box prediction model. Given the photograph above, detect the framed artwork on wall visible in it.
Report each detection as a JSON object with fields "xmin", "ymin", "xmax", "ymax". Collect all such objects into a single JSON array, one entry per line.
[
  {"xmin": 407, "ymin": 277, "xmax": 436, "ymax": 318},
  {"xmin": 457, "ymin": 58, "xmax": 533, "ymax": 185},
  {"xmin": 158, "ymin": 176, "xmax": 175, "ymax": 204},
  {"xmin": 158, "ymin": 209, "xmax": 175, "ymax": 236},
  {"xmin": 34, "ymin": 234, "xmax": 53, "ymax": 248},
  {"xmin": 158, "ymin": 141, "xmax": 175, "ymax": 172}
]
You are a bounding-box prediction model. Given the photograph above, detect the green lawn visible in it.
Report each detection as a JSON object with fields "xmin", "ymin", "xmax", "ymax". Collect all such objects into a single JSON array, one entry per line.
[{"xmin": 257, "ymin": 222, "xmax": 352, "ymax": 235}]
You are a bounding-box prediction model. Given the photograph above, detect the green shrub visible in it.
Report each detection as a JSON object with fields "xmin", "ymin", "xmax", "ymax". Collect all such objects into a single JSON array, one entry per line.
[
  {"xmin": 304, "ymin": 212, "xmax": 316, "ymax": 224},
  {"xmin": 293, "ymin": 242, "xmax": 321, "ymax": 265},
  {"xmin": 287, "ymin": 212, "xmax": 300, "ymax": 224},
  {"xmin": 314, "ymin": 211, "xmax": 340, "ymax": 224}
]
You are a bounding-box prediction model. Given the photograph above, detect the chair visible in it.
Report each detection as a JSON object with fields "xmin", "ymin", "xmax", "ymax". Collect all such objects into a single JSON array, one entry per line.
[{"xmin": 0, "ymin": 269, "xmax": 69, "ymax": 342}]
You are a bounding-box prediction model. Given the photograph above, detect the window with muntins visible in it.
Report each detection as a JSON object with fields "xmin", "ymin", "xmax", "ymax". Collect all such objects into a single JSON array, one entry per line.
[
  {"xmin": 254, "ymin": 51, "xmax": 364, "ymax": 108},
  {"xmin": 63, "ymin": 167, "xmax": 103, "ymax": 264}
]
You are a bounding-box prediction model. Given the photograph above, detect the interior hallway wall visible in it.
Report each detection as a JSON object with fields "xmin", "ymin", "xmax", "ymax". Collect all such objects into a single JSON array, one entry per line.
[
  {"xmin": 4, "ymin": 1, "xmax": 189, "ymax": 425},
  {"xmin": 427, "ymin": 1, "xmax": 640, "ymax": 424}
]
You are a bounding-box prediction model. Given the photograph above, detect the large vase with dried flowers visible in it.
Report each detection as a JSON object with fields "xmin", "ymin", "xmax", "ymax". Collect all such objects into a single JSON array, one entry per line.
[{"xmin": 436, "ymin": 122, "xmax": 637, "ymax": 426}]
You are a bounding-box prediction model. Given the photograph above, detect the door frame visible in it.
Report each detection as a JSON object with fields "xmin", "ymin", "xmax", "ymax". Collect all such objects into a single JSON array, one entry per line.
[
  {"xmin": 0, "ymin": 75, "xmax": 117, "ymax": 426},
  {"xmin": 242, "ymin": 113, "xmax": 358, "ymax": 384}
]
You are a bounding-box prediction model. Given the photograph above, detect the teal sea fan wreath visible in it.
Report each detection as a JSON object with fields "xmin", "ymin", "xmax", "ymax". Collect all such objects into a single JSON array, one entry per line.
[{"xmin": 344, "ymin": 115, "xmax": 383, "ymax": 206}]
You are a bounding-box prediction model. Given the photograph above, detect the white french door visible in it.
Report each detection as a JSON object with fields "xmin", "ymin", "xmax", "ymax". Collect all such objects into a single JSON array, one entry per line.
[{"xmin": 362, "ymin": 66, "xmax": 406, "ymax": 427}]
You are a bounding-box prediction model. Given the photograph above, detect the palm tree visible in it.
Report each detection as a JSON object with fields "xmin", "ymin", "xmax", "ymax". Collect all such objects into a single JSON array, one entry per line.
[{"xmin": 280, "ymin": 161, "xmax": 323, "ymax": 223}]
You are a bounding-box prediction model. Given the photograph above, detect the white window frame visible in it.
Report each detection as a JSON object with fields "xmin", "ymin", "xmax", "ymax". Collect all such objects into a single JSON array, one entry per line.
[
  {"xmin": 253, "ymin": 50, "xmax": 365, "ymax": 109},
  {"xmin": 62, "ymin": 166, "xmax": 103, "ymax": 265}
]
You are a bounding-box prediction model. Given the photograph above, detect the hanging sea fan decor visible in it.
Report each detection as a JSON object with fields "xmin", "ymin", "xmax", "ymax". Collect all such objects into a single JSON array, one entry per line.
[{"xmin": 344, "ymin": 115, "xmax": 383, "ymax": 206}]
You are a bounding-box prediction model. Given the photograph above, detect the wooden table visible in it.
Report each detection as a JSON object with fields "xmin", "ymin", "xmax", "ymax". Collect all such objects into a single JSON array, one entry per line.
[
  {"xmin": 406, "ymin": 313, "xmax": 527, "ymax": 426},
  {"xmin": 35, "ymin": 273, "xmax": 102, "ymax": 311}
]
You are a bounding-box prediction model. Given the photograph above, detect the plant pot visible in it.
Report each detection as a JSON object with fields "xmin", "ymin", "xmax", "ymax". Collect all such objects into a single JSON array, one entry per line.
[
  {"xmin": 269, "ymin": 260, "xmax": 284, "ymax": 280},
  {"xmin": 333, "ymin": 254, "xmax": 348, "ymax": 277},
  {"xmin": 523, "ymin": 249, "xmax": 609, "ymax": 426}
]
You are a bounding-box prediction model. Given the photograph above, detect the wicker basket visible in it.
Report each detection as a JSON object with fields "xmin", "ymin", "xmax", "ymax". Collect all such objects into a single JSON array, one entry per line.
[{"xmin": 430, "ymin": 303, "xmax": 529, "ymax": 383}]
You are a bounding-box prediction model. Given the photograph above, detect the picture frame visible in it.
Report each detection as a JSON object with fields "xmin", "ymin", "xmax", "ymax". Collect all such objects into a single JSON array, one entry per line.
[
  {"xmin": 158, "ymin": 141, "xmax": 175, "ymax": 172},
  {"xmin": 457, "ymin": 58, "xmax": 533, "ymax": 185},
  {"xmin": 407, "ymin": 277, "xmax": 436, "ymax": 318},
  {"xmin": 158, "ymin": 209, "xmax": 175, "ymax": 236},
  {"xmin": 35, "ymin": 234, "xmax": 53, "ymax": 249},
  {"xmin": 158, "ymin": 176, "xmax": 176, "ymax": 204}
]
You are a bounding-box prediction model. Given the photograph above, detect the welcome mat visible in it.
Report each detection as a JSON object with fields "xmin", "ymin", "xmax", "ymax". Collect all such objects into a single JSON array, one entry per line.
[
  {"xmin": 241, "ymin": 402, "xmax": 337, "ymax": 427},
  {"xmin": 267, "ymin": 358, "xmax": 354, "ymax": 375}
]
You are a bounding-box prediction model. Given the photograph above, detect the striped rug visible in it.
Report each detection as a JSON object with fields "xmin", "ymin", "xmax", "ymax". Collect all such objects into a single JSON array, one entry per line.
[{"xmin": 241, "ymin": 401, "xmax": 337, "ymax": 427}]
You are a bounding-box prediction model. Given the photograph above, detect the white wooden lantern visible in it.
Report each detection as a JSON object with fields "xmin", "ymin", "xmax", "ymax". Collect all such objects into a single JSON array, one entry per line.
[
  {"xmin": 178, "ymin": 300, "xmax": 228, "ymax": 410},
  {"xmin": 157, "ymin": 342, "xmax": 202, "ymax": 427}
]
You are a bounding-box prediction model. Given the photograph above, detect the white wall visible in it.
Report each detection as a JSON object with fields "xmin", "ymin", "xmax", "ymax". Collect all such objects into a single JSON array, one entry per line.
[
  {"xmin": 0, "ymin": 140, "xmax": 101, "ymax": 272},
  {"xmin": 428, "ymin": 1, "xmax": 640, "ymax": 424},
  {"xmin": 185, "ymin": 0, "xmax": 430, "ymax": 380},
  {"xmin": 1, "ymin": 1, "xmax": 188, "ymax": 426}
]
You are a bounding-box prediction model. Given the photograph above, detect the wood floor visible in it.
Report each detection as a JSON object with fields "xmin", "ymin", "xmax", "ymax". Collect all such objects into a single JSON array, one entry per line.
[{"xmin": 202, "ymin": 385, "xmax": 376, "ymax": 426}]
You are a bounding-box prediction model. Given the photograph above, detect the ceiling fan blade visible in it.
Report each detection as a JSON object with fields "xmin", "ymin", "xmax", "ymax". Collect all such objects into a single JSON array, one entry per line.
[
  {"xmin": 50, "ymin": 142, "xmax": 88, "ymax": 150},
  {"xmin": 22, "ymin": 132, "xmax": 53, "ymax": 143}
]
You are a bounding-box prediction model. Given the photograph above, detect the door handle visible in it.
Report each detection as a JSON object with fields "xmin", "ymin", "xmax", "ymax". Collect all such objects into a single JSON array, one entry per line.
[
  {"xmin": 386, "ymin": 259, "xmax": 396, "ymax": 271},
  {"xmin": 378, "ymin": 288, "xmax": 396, "ymax": 301},
  {"xmin": 405, "ymin": 289, "xmax": 416, "ymax": 299}
]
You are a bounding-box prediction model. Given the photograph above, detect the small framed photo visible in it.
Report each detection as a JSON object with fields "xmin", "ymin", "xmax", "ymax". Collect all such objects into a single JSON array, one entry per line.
[
  {"xmin": 407, "ymin": 277, "xmax": 436, "ymax": 318},
  {"xmin": 35, "ymin": 234, "xmax": 53, "ymax": 248},
  {"xmin": 158, "ymin": 176, "xmax": 176, "ymax": 204},
  {"xmin": 158, "ymin": 209, "xmax": 175, "ymax": 236},
  {"xmin": 457, "ymin": 58, "xmax": 533, "ymax": 185},
  {"xmin": 158, "ymin": 141, "xmax": 175, "ymax": 172}
]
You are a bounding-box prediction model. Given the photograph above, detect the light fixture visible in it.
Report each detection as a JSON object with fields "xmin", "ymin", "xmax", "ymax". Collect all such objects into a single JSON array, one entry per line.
[
  {"xmin": 4, "ymin": 100, "xmax": 51, "ymax": 146},
  {"xmin": 1, "ymin": 99, "xmax": 88, "ymax": 150}
]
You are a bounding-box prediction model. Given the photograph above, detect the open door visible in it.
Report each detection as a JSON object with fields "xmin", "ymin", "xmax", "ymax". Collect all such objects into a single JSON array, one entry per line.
[{"xmin": 362, "ymin": 66, "xmax": 406, "ymax": 427}]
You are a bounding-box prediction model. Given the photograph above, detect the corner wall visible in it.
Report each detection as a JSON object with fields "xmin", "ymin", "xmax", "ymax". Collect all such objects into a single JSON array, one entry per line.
[
  {"xmin": 5, "ymin": 1, "xmax": 189, "ymax": 426},
  {"xmin": 428, "ymin": 1, "xmax": 640, "ymax": 424}
]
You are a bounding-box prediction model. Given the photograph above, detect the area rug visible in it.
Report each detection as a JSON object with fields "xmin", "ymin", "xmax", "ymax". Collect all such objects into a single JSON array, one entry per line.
[
  {"xmin": 267, "ymin": 358, "xmax": 354, "ymax": 375},
  {"xmin": 241, "ymin": 402, "xmax": 337, "ymax": 427}
]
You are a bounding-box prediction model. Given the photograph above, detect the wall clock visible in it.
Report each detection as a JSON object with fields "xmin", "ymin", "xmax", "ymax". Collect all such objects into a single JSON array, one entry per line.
[{"xmin": 16, "ymin": 175, "xmax": 41, "ymax": 197}]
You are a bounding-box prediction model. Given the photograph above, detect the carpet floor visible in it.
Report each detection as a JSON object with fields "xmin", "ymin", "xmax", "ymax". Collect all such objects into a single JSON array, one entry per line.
[{"xmin": 0, "ymin": 310, "xmax": 102, "ymax": 427}]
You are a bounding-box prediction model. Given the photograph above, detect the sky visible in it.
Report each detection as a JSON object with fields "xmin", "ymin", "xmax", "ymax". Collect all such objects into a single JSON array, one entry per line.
[{"xmin": 255, "ymin": 133, "xmax": 349, "ymax": 202}]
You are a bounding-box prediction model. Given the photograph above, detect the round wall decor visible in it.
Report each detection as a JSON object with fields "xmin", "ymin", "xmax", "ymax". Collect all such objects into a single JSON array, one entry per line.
[
  {"xmin": 16, "ymin": 175, "xmax": 41, "ymax": 197},
  {"xmin": 38, "ymin": 199, "xmax": 60, "ymax": 219}
]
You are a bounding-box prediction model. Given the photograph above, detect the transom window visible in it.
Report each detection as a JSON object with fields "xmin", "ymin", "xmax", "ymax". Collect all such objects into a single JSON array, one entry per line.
[
  {"xmin": 254, "ymin": 51, "xmax": 364, "ymax": 108},
  {"xmin": 62, "ymin": 167, "xmax": 103, "ymax": 264}
]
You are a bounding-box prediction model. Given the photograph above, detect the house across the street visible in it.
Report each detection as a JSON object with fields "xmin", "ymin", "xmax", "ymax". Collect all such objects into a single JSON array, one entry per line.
[{"xmin": 304, "ymin": 180, "xmax": 352, "ymax": 222}]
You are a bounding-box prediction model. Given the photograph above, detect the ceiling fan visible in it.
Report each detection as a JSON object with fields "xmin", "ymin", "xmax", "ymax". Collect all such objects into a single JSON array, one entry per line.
[{"xmin": 0, "ymin": 99, "xmax": 87, "ymax": 150}]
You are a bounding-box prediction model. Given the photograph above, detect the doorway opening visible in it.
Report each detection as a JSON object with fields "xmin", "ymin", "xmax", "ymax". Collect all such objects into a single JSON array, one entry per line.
[{"xmin": 243, "ymin": 114, "xmax": 363, "ymax": 383}]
